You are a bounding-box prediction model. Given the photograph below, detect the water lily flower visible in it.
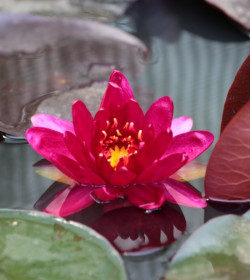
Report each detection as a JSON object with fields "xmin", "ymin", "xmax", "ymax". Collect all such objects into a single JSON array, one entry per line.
[{"xmin": 26, "ymin": 70, "xmax": 214, "ymax": 217}]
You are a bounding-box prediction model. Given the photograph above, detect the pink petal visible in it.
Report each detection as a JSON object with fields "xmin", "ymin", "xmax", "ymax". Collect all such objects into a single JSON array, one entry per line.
[
  {"xmin": 31, "ymin": 113, "xmax": 74, "ymax": 134},
  {"xmin": 64, "ymin": 131, "xmax": 95, "ymax": 169},
  {"xmin": 165, "ymin": 131, "xmax": 214, "ymax": 163},
  {"xmin": 91, "ymin": 109, "xmax": 110, "ymax": 157},
  {"xmin": 72, "ymin": 100, "xmax": 93, "ymax": 146},
  {"xmin": 125, "ymin": 183, "xmax": 166, "ymax": 210},
  {"xmin": 110, "ymin": 167, "xmax": 137, "ymax": 186},
  {"xmin": 163, "ymin": 178, "xmax": 207, "ymax": 208},
  {"xmin": 100, "ymin": 70, "xmax": 135, "ymax": 110},
  {"xmin": 136, "ymin": 130, "xmax": 173, "ymax": 170},
  {"xmin": 171, "ymin": 116, "xmax": 193, "ymax": 137},
  {"xmin": 92, "ymin": 186, "xmax": 119, "ymax": 202},
  {"xmin": 96, "ymin": 155, "xmax": 114, "ymax": 182},
  {"xmin": 143, "ymin": 96, "xmax": 173, "ymax": 138},
  {"xmin": 136, "ymin": 153, "xmax": 188, "ymax": 183},
  {"xmin": 124, "ymin": 99, "xmax": 144, "ymax": 130},
  {"xmin": 44, "ymin": 184, "xmax": 94, "ymax": 216},
  {"xmin": 50, "ymin": 153, "xmax": 105, "ymax": 185},
  {"xmin": 25, "ymin": 127, "xmax": 73, "ymax": 160}
]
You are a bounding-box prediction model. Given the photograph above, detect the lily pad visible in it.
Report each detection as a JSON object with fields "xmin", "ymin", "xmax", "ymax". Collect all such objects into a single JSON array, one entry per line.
[
  {"xmin": 205, "ymin": 0, "xmax": 250, "ymax": 35},
  {"xmin": 165, "ymin": 210, "xmax": 250, "ymax": 280},
  {"xmin": 205, "ymin": 100, "xmax": 250, "ymax": 202},
  {"xmin": 0, "ymin": 209, "xmax": 127, "ymax": 280},
  {"xmin": 0, "ymin": 13, "xmax": 148, "ymax": 137},
  {"xmin": 221, "ymin": 54, "xmax": 250, "ymax": 132},
  {"xmin": 0, "ymin": 0, "xmax": 134, "ymax": 21}
]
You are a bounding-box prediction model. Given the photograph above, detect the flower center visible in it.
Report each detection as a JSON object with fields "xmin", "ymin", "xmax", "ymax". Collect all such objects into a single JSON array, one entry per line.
[
  {"xmin": 99, "ymin": 118, "xmax": 142, "ymax": 169},
  {"xmin": 109, "ymin": 145, "xmax": 129, "ymax": 168}
]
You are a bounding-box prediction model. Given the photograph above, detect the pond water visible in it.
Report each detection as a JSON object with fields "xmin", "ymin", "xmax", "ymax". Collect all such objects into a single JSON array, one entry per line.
[{"xmin": 0, "ymin": 1, "xmax": 250, "ymax": 279}]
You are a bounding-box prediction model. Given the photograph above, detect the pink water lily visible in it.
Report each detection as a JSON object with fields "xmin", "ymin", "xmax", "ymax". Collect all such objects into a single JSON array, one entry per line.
[{"xmin": 26, "ymin": 70, "xmax": 214, "ymax": 216}]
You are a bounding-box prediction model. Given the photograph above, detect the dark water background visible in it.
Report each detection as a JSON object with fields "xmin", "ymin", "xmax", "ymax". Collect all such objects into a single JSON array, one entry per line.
[{"xmin": 0, "ymin": 1, "xmax": 250, "ymax": 279}]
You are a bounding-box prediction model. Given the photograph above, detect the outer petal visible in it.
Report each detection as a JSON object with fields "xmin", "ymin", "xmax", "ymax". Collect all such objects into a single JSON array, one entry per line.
[
  {"xmin": 50, "ymin": 153, "xmax": 105, "ymax": 185},
  {"xmin": 135, "ymin": 130, "xmax": 173, "ymax": 171},
  {"xmin": 136, "ymin": 153, "xmax": 188, "ymax": 183},
  {"xmin": 143, "ymin": 96, "xmax": 173, "ymax": 138},
  {"xmin": 31, "ymin": 113, "xmax": 74, "ymax": 134},
  {"xmin": 72, "ymin": 100, "xmax": 93, "ymax": 146},
  {"xmin": 164, "ymin": 131, "xmax": 214, "ymax": 163},
  {"xmin": 25, "ymin": 127, "xmax": 73, "ymax": 160},
  {"xmin": 125, "ymin": 183, "xmax": 166, "ymax": 210},
  {"xmin": 100, "ymin": 70, "xmax": 135, "ymax": 110},
  {"xmin": 64, "ymin": 131, "xmax": 95, "ymax": 169},
  {"xmin": 91, "ymin": 109, "xmax": 110, "ymax": 157},
  {"xmin": 171, "ymin": 116, "xmax": 193, "ymax": 137},
  {"xmin": 44, "ymin": 184, "xmax": 94, "ymax": 216},
  {"xmin": 124, "ymin": 99, "xmax": 144, "ymax": 130},
  {"xmin": 163, "ymin": 178, "xmax": 207, "ymax": 208},
  {"xmin": 96, "ymin": 155, "xmax": 114, "ymax": 182}
]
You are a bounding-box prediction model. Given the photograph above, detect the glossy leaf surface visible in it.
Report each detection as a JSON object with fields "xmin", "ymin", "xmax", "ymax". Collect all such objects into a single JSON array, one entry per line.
[
  {"xmin": 206, "ymin": 0, "xmax": 250, "ymax": 34},
  {"xmin": 221, "ymin": 54, "xmax": 250, "ymax": 132},
  {"xmin": 0, "ymin": 13, "xmax": 148, "ymax": 137},
  {"xmin": 165, "ymin": 210, "xmax": 250, "ymax": 280},
  {"xmin": 0, "ymin": 209, "xmax": 127, "ymax": 280},
  {"xmin": 205, "ymin": 100, "xmax": 250, "ymax": 202}
]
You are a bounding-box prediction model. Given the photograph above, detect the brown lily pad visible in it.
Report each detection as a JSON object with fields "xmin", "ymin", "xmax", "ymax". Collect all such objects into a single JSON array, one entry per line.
[
  {"xmin": 221, "ymin": 54, "xmax": 250, "ymax": 132},
  {"xmin": 205, "ymin": 100, "xmax": 250, "ymax": 202},
  {"xmin": 0, "ymin": 0, "xmax": 135, "ymax": 21},
  {"xmin": 0, "ymin": 13, "xmax": 148, "ymax": 137},
  {"xmin": 206, "ymin": 0, "xmax": 250, "ymax": 34}
]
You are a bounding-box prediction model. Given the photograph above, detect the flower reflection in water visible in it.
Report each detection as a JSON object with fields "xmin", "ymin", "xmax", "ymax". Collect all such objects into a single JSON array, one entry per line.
[
  {"xmin": 91, "ymin": 203, "xmax": 186, "ymax": 254},
  {"xmin": 35, "ymin": 185, "xmax": 186, "ymax": 254}
]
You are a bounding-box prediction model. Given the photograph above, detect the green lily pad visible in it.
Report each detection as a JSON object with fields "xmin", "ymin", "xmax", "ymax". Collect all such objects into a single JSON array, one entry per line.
[
  {"xmin": 165, "ymin": 210, "xmax": 250, "ymax": 280},
  {"xmin": 0, "ymin": 209, "xmax": 127, "ymax": 280}
]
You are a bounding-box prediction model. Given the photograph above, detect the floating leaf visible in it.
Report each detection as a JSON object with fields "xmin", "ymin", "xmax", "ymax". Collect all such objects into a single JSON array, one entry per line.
[
  {"xmin": 0, "ymin": 209, "xmax": 127, "ymax": 280},
  {"xmin": 165, "ymin": 210, "xmax": 250, "ymax": 280},
  {"xmin": 205, "ymin": 0, "xmax": 250, "ymax": 34},
  {"xmin": 0, "ymin": 13, "xmax": 148, "ymax": 137},
  {"xmin": 0, "ymin": 0, "xmax": 134, "ymax": 21},
  {"xmin": 205, "ymin": 100, "xmax": 250, "ymax": 202},
  {"xmin": 221, "ymin": 54, "xmax": 250, "ymax": 132}
]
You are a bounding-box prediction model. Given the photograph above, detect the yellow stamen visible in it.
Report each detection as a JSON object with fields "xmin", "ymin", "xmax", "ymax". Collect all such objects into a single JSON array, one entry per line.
[
  {"xmin": 123, "ymin": 122, "xmax": 129, "ymax": 130},
  {"xmin": 101, "ymin": 130, "xmax": 107, "ymax": 140},
  {"xmin": 113, "ymin": 118, "xmax": 118, "ymax": 128},
  {"xmin": 138, "ymin": 130, "xmax": 142, "ymax": 141},
  {"xmin": 109, "ymin": 145, "xmax": 129, "ymax": 168},
  {"xmin": 129, "ymin": 122, "xmax": 134, "ymax": 130},
  {"xmin": 116, "ymin": 129, "xmax": 122, "ymax": 136}
]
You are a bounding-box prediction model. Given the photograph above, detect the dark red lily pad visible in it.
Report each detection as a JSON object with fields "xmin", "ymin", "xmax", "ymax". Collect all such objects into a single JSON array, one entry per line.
[
  {"xmin": 206, "ymin": 0, "xmax": 250, "ymax": 34},
  {"xmin": 0, "ymin": 13, "xmax": 148, "ymax": 137},
  {"xmin": 205, "ymin": 100, "xmax": 250, "ymax": 202},
  {"xmin": 221, "ymin": 54, "xmax": 250, "ymax": 132}
]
